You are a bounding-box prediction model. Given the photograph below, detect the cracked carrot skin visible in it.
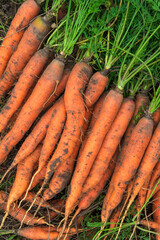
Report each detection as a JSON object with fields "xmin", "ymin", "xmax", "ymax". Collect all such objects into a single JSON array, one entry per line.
[
  {"xmin": 65, "ymin": 88, "xmax": 123, "ymax": 220},
  {"xmin": 0, "ymin": 47, "xmax": 50, "ymax": 133},
  {"xmin": 0, "ymin": 15, "xmax": 51, "ymax": 98},
  {"xmin": 101, "ymin": 115, "xmax": 153, "ymax": 222},
  {"xmin": 0, "ymin": 56, "xmax": 65, "ymax": 165},
  {"xmin": 0, "ymin": 0, "xmax": 40, "ymax": 78}
]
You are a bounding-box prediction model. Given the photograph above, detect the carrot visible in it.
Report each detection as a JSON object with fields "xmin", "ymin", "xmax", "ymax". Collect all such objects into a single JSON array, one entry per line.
[
  {"xmin": 101, "ymin": 115, "xmax": 153, "ymax": 223},
  {"xmin": 135, "ymin": 180, "xmax": 150, "ymax": 215},
  {"xmin": 62, "ymin": 88, "xmax": 123, "ymax": 234},
  {"xmin": 36, "ymin": 96, "xmax": 66, "ymax": 174},
  {"xmin": 153, "ymin": 108, "xmax": 160, "ymax": 130},
  {"xmin": 79, "ymin": 92, "xmax": 106, "ymax": 155},
  {"xmin": 109, "ymin": 203, "xmax": 124, "ymax": 230},
  {"xmin": 0, "ymin": 0, "xmax": 40, "ymax": 78},
  {"xmin": 147, "ymin": 161, "xmax": 160, "ymax": 200},
  {"xmin": 0, "ymin": 47, "xmax": 50, "ymax": 133},
  {"xmin": 123, "ymin": 122, "xmax": 160, "ymax": 216},
  {"xmin": 0, "ymin": 55, "xmax": 65, "ymax": 165},
  {"xmin": 140, "ymin": 190, "xmax": 160, "ymax": 240},
  {"xmin": 84, "ymin": 69, "xmax": 109, "ymax": 107},
  {"xmin": 17, "ymin": 226, "xmax": 70, "ymax": 240},
  {"xmin": 43, "ymin": 68, "xmax": 71, "ymax": 110},
  {"xmin": 0, "ymin": 191, "xmax": 46, "ymax": 225},
  {"xmin": 121, "ymin": 92, "xmax": 150, "ymax": 151},
  {"xmin": 29, "ymin": 107, "xmax": 93, "ymax": 222},
  {"xmin": 45, "ymin": 199, "xmax": 65, "ymax": 220},
  {"xmin": 43, "ymin": 107, "xmax": 93, "ymax": 202},
  {"xmin": 14, "ymin": 92, "xmax": 66, "ymax": 166},
  {"xmin": 41, "ymin": 62, "xmax": 92, "ymax": 189},
  {"xmin": 0, "ymin": 145, "xmax": 42, "ymax": 228},
  {"xmin": 30, "ymin": 165, "xmax": 47, "ymax": 190},
  {"xmin": 64, "ymin": 150, "xmax": 118, "ymax": 239},
  {"xmin": 0, "ymin": 15, "xmax": 51, "ymax": 98},
  {"xmin": 82, "ymin": 97, "xmax": 135, "ymax": 194},
  {"xmin": 23, "ymin": 96, "xmax": 66, "ymax": 201},
  {"xmin": 152, "ymin": 190, "xmax": 160, "ymax": 225},
  {"xmin": 140, "ymin": 219, "xmax": 160, "ymax": 230}
]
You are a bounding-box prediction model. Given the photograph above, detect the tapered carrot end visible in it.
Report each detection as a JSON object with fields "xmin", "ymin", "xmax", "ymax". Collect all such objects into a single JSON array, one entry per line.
[
  {"xmin": 0, "ymin": 210, "xmax": 9, "ymax": 229},
  {"xmin": 0, "ymin": 165, "xmax": 13, "ymax": 185}
]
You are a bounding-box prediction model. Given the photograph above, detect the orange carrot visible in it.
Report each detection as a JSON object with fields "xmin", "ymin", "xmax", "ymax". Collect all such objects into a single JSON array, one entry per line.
[
  {"xmin": 82, "ymin": 97, "xmax": 135, "ymax": 194},
  {"xmin": 101, "ymin": 115, "xmax": 153, "ymax": 223},
  {"xmin": 121, "ymin": 92, "xmax": 150, "ymax": 150},
  {"xmin": 43, "ymin": 68, "xmax": 71, "ymax": 110},
  {"xmin": 0, "ymin": 15, "xmax": 51, "ymax": 98},
  {"xmin": 30, "ymin": 165, "xmax": 47, "ymax": 190},
  {"xmin": 41, "ymin": 62, "xmax": 92, "ymax": 188},
  {"xmin": 124, "ymin": 122, "xmax": 160, "ymax": 215},
  {"xmin": 0, "ymin": 47, "xmax": 50, "ymax": 133},
  {"xmin": 0, "ymin": 0, "xmax": 40, "ymax": 78},
  {"xmin": 17, "ymin": 226, "xmax": 71, "ymax": 240},
  {"xmin": 147, "ymin": 161, "xmax": 160, "ymax": 200},
  {"xmin": 152, "ymin": 190, "xmax": 160, "ymax": 225},
  {"xmin": 0, "ymin": 56, "xmax": 65, "ymax": 165},
  {"xmin": 0, "ymin": 191, "xmax": 46, "ymax": 225},
  {"xmin": 37, "ymin": 96, "xmax": 66, "ymax": 173},
  {"xmin": 153, "ymin": 108, "xmax": 160, "ymax": 130},
  {"xmin": 109, "ymin": 203, "xmax": 123, "ymax": 230},
  {"xmin": 64, "ymin": 88, "xmax": 123, "ymax": 228},
  {"xmin": 79, "ymin": 92, "xmax": 106, "ymax": 155},
  {"xmin": 84, "ymin": 69, "xmax": 109, "ymax": 107},
  {"xmin": 0, "ymin": 145, "xmax": 42, "ymax": 228},
  {"xmin": 135, "ymin": 180, "xmax": 150, "ymax": 214},
  {"xmin": 64, "ymin": 150, "xmax": 118, "ymax": 238}
]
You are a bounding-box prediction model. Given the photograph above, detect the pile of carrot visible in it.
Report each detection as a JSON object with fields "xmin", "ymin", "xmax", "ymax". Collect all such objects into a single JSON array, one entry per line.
[{"xmin": 0, "ymin": 0, "xmax": 160, "ymax": 240}]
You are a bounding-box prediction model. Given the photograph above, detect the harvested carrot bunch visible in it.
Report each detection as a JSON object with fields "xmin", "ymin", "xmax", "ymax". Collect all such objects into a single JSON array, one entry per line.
[{"xmin": 0, "ymin": 0, "xmax": 160, "ymax": 240}]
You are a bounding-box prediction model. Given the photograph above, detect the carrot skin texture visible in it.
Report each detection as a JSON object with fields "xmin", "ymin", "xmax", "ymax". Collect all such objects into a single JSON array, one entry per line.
[
  {"xmin": 44, "ymin": 62, "xmax": 92, "ymax": 183},
  {"xmin": 38, "ymin": 97, "xmax": 66, "ymax": 172},
  {"xmin": 43, "ymin": 68, "xmax": 70, "ymax": 110},
  {"xmin": 14, "ymin": 94, "xmax": 65, "ymax": 165},
  {"xmin": 0, "ymin": 57, "xmax": 65, "ymax": 164},
  {"xmin": 43, "ymin": 107, "xmax": 93, "ymax": 201},
  {"xmin": 79, "ymin": 92, "xmax": 106, "ymax": 155},
  {"xmin": 84, "ymin": 69, "xmax": 108, "ymax": 107},
  {"xmin": 0, "ymin": 191, "xmax": 46, "ymax": 225},
  {"xmin": 0, "ymin": 47, "xmax": 50, "ymax": 133},
  {"xmin": 121, "ymin": 93, "xmax": 150, "ymax": 150},
  {"xmin": 101, "ymin": 116, "xmax": 153, "ymax": 222},
  {"xmin": 128, "ymin": 122, "xmax": 160, "ymax": 207},
  {"xmin": 6, "ymin": 145, "xmax": 42, "ymax": 209},
  {"xmin": 0, "ymin": 15, "xmax": 51, "ymax": 98},
  {"xmin": 153, "ymin": 108, "xmax": 160, "ymax": 130},
  {"xmin": 17, "ymin": 227, "xmax": 70, "ymax": 240},
  {"xmin": 65, "ymin": 89, "xmax": 123, "ymax": 218},
  {"xmin": 147, "ymin": 161, "xmax": 160, "ymax": 200},
  {"xmin": 30, "ymin": 165, "xmax": 47, "ymax": 190},
  {"xmin": 82, "ymin": 97, "xmax": 135, "ymax": 194},
  {"xmin": 0, "ymin": 0, "xmax": 40, "ymax": 78}
]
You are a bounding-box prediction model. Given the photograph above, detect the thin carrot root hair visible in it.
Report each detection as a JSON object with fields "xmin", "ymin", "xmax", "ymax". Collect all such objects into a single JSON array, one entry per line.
[
  {"xmin": 0, "ymin": 210, "xmax": 9, "ymax": 229},
  {"xmin": 19, "ymin": 183, "xmax": 45, "ymax": 228},
  {"xmin": 64, "ymin": 208, "xmax": 81, "ymax": 240},
  {"xmin": 57, "ymin": 215, "xmax": 69, "ymax": 240},
  {"xmin": 18, "ymin": 169, "xmax": 40, "ymax": 208},
  {"xmin": 0, "ymin": 165, "xmax": 13, "ymax": 185}
]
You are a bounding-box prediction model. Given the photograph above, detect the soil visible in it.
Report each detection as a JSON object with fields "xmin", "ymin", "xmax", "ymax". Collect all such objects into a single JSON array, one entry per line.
[{"xmin": 0, "ymin": 0, "xmax": 20, "ymax": 39}]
